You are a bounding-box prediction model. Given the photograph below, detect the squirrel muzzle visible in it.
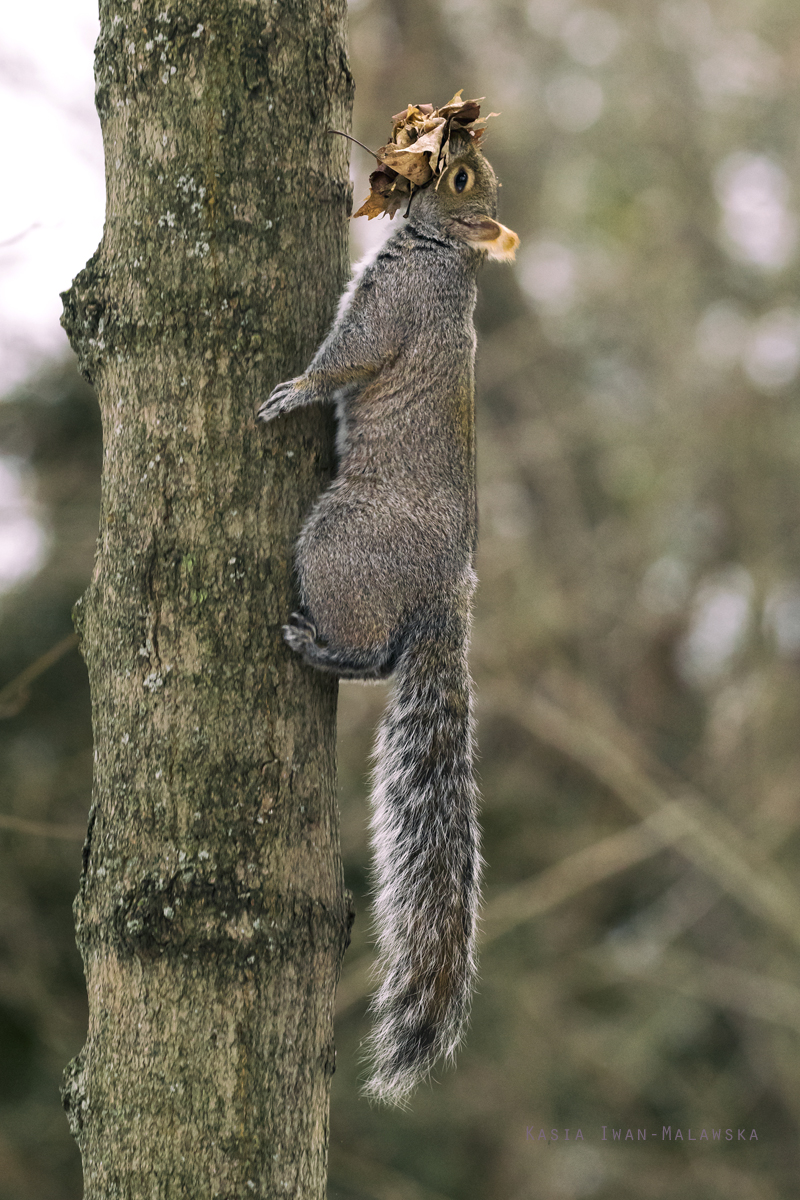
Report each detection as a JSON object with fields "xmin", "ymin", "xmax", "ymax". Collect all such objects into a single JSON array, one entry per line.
[{"xmin": 450, "ymin": 216, "xmax": 520, "ymax": 262}]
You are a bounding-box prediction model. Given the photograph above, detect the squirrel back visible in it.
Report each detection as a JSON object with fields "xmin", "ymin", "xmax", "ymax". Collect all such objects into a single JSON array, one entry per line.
[{"xmin": 259, "ymin": 129, "xmax": 517, "ymax": 1103}]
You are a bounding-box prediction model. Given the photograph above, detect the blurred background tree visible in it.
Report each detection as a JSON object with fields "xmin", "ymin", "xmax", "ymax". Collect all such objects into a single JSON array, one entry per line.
[{"xmin": 3, "ymin": 0, "xmax": 800, "ymax": 1197}]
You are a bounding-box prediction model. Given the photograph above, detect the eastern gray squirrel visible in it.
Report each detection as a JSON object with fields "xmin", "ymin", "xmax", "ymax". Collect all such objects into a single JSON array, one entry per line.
[{"xmin": 259, "ymin": 110, "xmax": 518, "ymax": 1105}]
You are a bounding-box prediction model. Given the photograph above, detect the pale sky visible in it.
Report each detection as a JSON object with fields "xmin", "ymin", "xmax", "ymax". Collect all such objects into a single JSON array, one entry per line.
[
  {"xmin": 0, "ymin": 0, "xmax": 104, "ymax": 394},
  {"xmin": 0, "ymin": 1, "xmax": 392, "ymax": 399}
]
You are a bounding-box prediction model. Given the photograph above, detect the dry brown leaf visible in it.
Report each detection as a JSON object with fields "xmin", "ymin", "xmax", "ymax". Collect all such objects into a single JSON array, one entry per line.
[
  {"xmin": 352, "ymin": 164, "xmax": 409, "ymax": 219},
  {"xmin": 376, "ymin": 144, "xmax": 434, "ymax": 186},
  {"xmin": 405, "ymin": 118, "xmax": 447, "ymax": 160},
  {"xmin": 352, "ymin": 191, "xmax": 391, "ymax": 221},
  {"xmin": 352, "ymin": 90, "xmax": 499, "ymax": 220}
]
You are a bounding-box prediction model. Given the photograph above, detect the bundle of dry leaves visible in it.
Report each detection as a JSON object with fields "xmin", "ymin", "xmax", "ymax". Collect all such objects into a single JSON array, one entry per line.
[{"xmin": 352, "ymin": 91, "xmax": 497, "ymax": 220}]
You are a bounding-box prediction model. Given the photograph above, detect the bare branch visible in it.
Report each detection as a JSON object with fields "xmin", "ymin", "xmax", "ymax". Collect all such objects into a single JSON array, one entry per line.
[
  {"xmin": 0, "ymin": 813, "xmax": 85, "ymax": 840},
  {"xmin": 488, "ymin": 678, "xmax": 800, "ymax": 951},
  {"xmin": 0, "ymin": 632, "xmax": 78, "ymax": 718}
]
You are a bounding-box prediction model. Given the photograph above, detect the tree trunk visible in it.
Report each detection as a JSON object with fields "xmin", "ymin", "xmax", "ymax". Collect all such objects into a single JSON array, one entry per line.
[{"xmin": 60, "ymin": 1, "xmax": 353, "ymax": 1195}]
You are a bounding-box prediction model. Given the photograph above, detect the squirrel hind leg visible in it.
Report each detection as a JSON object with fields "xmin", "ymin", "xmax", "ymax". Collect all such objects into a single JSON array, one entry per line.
[{"xmin": 282, "ymin": 612, "xmax": 400, "ymax": 680}]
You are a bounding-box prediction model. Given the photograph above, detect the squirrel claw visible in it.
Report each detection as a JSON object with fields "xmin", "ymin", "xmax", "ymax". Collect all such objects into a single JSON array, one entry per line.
[
  {"xmin": 257, "ymin": 378, "xmax": 301, "ymax": 423},
  {"xmin": 257, "ymin": 399, "xmax": 279, "ymax": 422},
  {"xmin": 283, "ymin": 612, "xmax": 321, "ymax": 653},
  {"xmin": 288, "ymin": 611, "xmax": 317, "ymax": 635}
]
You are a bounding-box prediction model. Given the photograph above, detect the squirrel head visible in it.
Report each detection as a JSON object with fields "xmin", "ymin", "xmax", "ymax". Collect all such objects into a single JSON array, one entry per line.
[
  {"xmin": 347, "ymin": 95, "xmax": 520, "ymax": 262},
  {"xmin": 408, "ymin": 133, "xmax": 519, "ymax": 262}
]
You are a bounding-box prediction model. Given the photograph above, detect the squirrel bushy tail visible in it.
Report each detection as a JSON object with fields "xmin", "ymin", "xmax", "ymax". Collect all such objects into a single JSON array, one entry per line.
[{"xmin": 364, "ymin": 589, "xmax": 482, "ymax": 1105}]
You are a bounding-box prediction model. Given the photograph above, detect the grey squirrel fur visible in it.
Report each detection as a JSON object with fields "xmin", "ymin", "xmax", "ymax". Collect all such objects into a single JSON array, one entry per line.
[{"xmin": 258, "ymin": 133, "xmax": 517, "ymax": 1106}]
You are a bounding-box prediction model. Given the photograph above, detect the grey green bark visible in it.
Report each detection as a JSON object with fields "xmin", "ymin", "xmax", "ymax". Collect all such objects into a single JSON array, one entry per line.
[{"xmin": 59, "ymin": 1, "xmax": 353, "ymax": 1195}]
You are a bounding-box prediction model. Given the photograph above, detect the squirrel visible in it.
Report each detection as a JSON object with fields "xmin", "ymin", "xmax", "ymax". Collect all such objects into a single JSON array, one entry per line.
[{"xmin": 258, "ymin": 120, "xmax": 518, "ymax": 1105}]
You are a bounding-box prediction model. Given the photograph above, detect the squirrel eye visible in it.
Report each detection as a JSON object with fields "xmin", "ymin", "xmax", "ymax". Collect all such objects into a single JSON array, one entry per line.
[{"xmin": 454, "ymin": 167, "xmax": 470, "ymax": 194}]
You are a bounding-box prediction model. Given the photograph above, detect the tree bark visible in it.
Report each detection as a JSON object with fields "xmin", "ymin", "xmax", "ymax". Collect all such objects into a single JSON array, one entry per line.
[{"xmin": 60, "ymin": 1, "xmax": 353, "ymax": 1195}]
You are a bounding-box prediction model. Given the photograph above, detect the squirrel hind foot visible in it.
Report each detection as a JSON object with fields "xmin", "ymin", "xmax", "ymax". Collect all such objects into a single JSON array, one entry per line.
[
  {"xmin": 282, "ymin": 612, "xmax": 324, "ymax": 655},
  {"xmin": 282, "ymin": 614, "xmax": 401, "ymax": 680},
  {"xmin": 285, "ymin": 611, "xmax": 318, "ymax": 638}
]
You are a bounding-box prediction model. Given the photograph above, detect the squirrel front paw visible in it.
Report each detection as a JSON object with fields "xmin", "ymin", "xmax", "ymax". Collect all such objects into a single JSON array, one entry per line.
[
  {"xmin": 257, "ymin": 377, "xmax": 304, "ymax": 423},
  {"xmin": 258, "ymin": 375, "xmax": 326, "ymax": 423}
]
